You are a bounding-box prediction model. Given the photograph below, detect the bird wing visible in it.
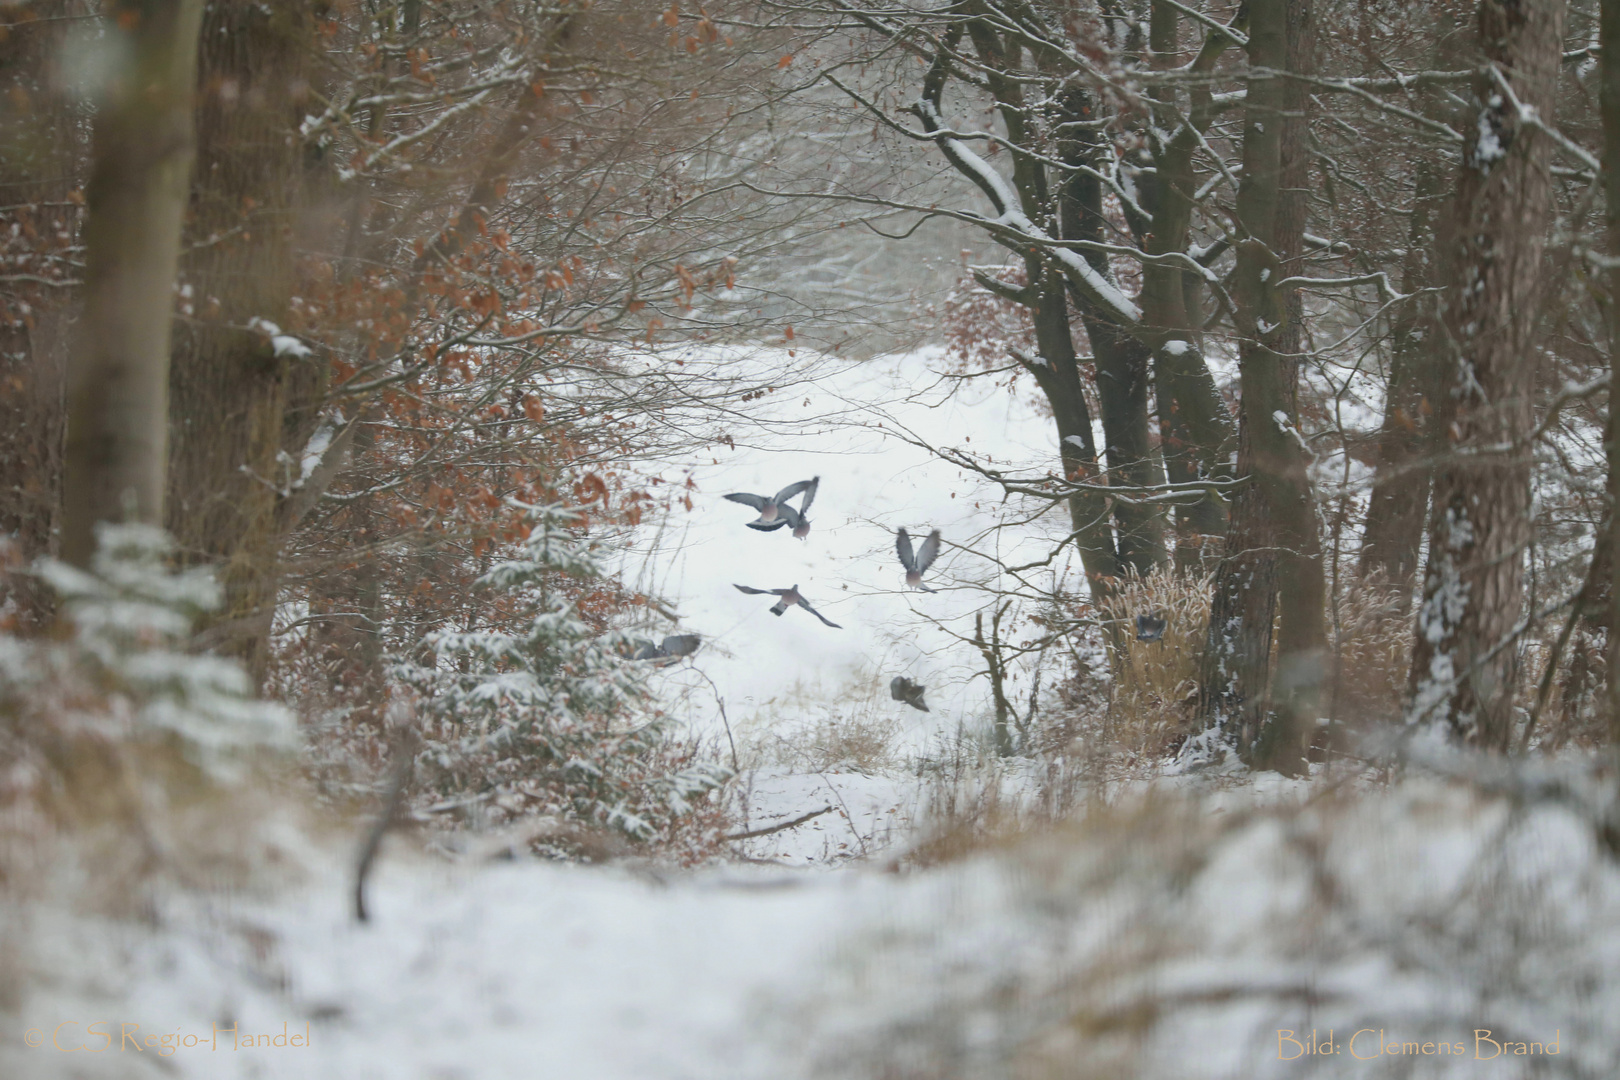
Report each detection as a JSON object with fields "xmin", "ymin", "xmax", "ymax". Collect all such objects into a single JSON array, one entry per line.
[
  {"xmin": 890, "ymin": 676, "xmax": 908, "ymax": 701},
  {"xmin": 896, "ymin": 528, "xmax": 915, "ymax": 572},
  {"xmin": 733, "ymin": 584, "xmax": 772, "ymax": 595},
  {"xmin": 746, "ymin": 518, "xmax": 791, "ymax": 532},
  {"xmin": 632, "ymin": 642, "xmax": 662, "ymax": 661},
  {"xmin": 797, "ymin": 596, "xmax": 842, "ymax": 628},
  {"xmin": 723, "ymin": 492, "xmax": 768, "ymax": 511},
  {"xmin": 771, "ymin": 478, "xmax": 814, "ymax": 506},
  {"xmin": 794, "ymin": 476, "xmax": 820, "ymax": 515},
  {"xmin": 914, "ymin": 529, "xmax": 942, "ymax": 574}
]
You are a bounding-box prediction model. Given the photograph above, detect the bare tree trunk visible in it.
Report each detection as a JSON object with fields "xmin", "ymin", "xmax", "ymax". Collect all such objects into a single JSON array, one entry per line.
[
  {"xmin": 61, "ymin": 0, "xmax": 205, "ymax": 568},
  {"xmin": 1053, "ymin": 87, "xmax": 1170, "ymax": 575},
  {"xmin": 1359, "ymin": 163, "xmax": 1442, "ymax": 593},
  {"xmin": 1140, "ymin": 3, "xmax": 1243, "ymax": 570},
  {"xmin": 1602, "ymin": 0, "xmax": 1620, "ymax": 744},
  {"xmin": 920, "ymin": 25, "xmax": 1124, "ymax": 594},
  {"xmin": 1024, "ymin": 271, "xmax": 1123, "ymax": 591},
  {"xmin": 1264, "ymin": 0, "xmax": 1327, "ymax": 768},
  {"xmin": 166, "ymin": 0, "xmax": 317, "ymax": 678},
  {"xmin": 1198, "ymin": 0, "xmax": 1318, "ymax": 773},
  {"xmin": 1407, "ymin": 0, "xmax": 1563, "ymax": 749},
  {"xmin": 0, "ymin": 3, "xmax": 86, "ymax": 623}
]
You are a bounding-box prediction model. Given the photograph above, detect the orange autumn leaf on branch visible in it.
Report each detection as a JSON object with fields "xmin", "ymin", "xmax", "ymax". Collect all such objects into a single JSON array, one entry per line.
[{"xmin": 578, "ymin": 473, "xmax": 609, "ymax": 505}]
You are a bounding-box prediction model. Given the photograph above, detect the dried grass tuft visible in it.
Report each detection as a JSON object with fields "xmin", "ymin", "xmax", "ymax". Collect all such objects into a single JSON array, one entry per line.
[
  {"xmin": 1096, "ymin": 570, "xmax": 1211, "ymax": 761},
  {"xmin": 1327, "ymin": 571, "xmax": 1412, "ymax": 729}
]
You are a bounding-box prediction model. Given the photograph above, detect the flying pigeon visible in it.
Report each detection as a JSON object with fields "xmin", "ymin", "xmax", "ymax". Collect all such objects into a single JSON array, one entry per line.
[
  {"xmin": 1135, "ymin": 613, "xmax": 1167, "ymax": 642},
  {"xmin": 752, "ymin": 482, "xmax": 821, "ymax": 539},
  {"xmin": 896, "ymin": 527, "xmax": 942, "ymax": 592},
  {"xmin": 777, "ymin": 475, "xmax": 819, "ymax": 539},
  {"xmin": 632, "ymin": 633, "xmax": 702, "ymax": 663},
  {"xmin": 724, "ymin": 477, "xmax": 818, "ymax": 532},
  {"xmin": 733, "ymin": 583, "xmax": 842, "ymax": 628},
  {"xmin": 889, "ymin": 675, "xmax": 929, "ymax": 712}
]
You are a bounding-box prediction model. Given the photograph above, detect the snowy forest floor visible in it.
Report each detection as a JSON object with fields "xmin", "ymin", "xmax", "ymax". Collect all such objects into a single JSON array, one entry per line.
[
  {"xmin": 7, "ymin": 349, "xmax": 1619, "ymax": 1078},
  {"xmin": 7, "ymin": 755, "xmax": 1620, "ymax": 1080}
]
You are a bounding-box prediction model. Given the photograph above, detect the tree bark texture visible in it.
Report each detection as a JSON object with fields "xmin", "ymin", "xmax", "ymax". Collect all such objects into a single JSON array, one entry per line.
[
  {"xmin": 1198, "ymin": 0, "xmax": 1320, "ymax": 773},
  {"xmin": 1406, "ymin": 0, "xmax": 1563, "ymax": 749},
  {"xmin": 919, "ymin": 23, "xmax": 1126, "ymax": 594},
  {"xmin": 1139, "ymin": 4, "xmax": 1244, "ymax": 569},
  {"xmin": 1264, "ymin": 0, "xmax": 1327, "ymax": 768},
  {"xmin": 1359, "ymin": 163, "xmax": 1443, "ymax": 593},
  {"xmin": 1053, "ymin": 86, "xmax": 1170, "ymax": 575},
  {"xmin": 1602, "ymin": 0, "xmax": 1620, "ymax": 744},
  {"xmin": 166, "ymin": 0, "xmax": 320, "ymax": 677},
  {"xmin": 61, "ymin": 0, "xmax": 206, "ymax": 568},
  {"xmin": 0, "ymin": 3, "xmax": 87, "ymax": 624}
]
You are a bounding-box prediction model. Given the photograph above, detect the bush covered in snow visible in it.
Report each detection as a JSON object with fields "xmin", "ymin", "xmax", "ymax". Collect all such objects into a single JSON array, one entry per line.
[
  {"xmin": 0, "ymin": 523, "xmax": 295, "ymax": 783},
  {"xmin": 396, "ymin": 500, "xmax": 730, "ymax": 849}
]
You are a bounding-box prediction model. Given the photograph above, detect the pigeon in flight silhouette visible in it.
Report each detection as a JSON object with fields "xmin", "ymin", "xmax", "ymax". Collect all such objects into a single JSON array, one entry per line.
[
  {"xmin": 896, "ymin": 527, "xmax": 942, "ymax": 592},
  {"xmin": 724, "ymin": 477, "xmax": 817, "ymax": 533},
  {"xmin": 733, "ymin": 583, "xmax": 842, "ymax": 628},
  {"xmin": 889, "ymin": 675, "xmax": 930, "ymax": 712},
  {"xmin": 632, "ymin": 633, "xmax": 702, "ymax": 664}
]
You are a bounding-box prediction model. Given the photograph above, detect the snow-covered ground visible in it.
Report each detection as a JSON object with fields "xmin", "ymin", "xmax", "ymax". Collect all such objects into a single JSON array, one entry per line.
[
  {"xmin": 617, "ymin": 346, "xmax": 1080, "ymax": 759},
  {"xmin": 10, "ymin": 349, "xmax": 1619, "ymax": 1079},
  {"xmin": 10, "ymin": 770, "xmax": 1620, "ymax": 1080}
]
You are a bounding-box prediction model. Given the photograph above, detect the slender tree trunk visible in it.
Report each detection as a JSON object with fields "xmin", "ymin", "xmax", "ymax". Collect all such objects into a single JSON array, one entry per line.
[
  {"xmin": 1140, "ymin": 4, "xmax": 1243, "ymax": 570},
  {"xmin": 166, "ymin": 0, "xmax": 317, "ymax": 678},
  {"xmin": 61, "ymin": 0, "xmax": 205, "ymax": 568},
  {"xmin": 921, "ymin": 24, "xmax": 1124, "ymax": 595},
  {"xmin": 0, "ymin": 4, "xmax": 86, "ymax": 623},
  {"xmin": 1197, "ymin": 0, "xmax": 1314, "ymax": 771},
  {"xmin": 1053, "ymin": 87, "xmax": 1170, "ymax": 575},
  {"xmin": 1602, "ymin": 0, "xmax": 1620, "ymax": 743},
  {"xmin": 1359, "ymin": 163, "xmax": 1442, "ymax": 593},
  {"xmin": 1407, "ymin": 0, "xmax": 1563, "ymax": 749},
  {"xmin": 1265, "ymin": 0, "xmax": 1327, "ymax": 769},
  {"xmin": 1024, "ymin": 271, "xmax": 1123, "ymax": 591}
]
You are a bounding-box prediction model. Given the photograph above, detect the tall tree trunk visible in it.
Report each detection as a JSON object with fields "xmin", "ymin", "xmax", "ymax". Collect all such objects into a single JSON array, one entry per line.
[
  {"xmin": 1359, "ymin": 163, "xmax": 1442, "ymax": 593},
  {"xmin": 1407, "ymin": 0, "xmax": 1563, "ymax": 749},
  {"xmin": 924, "ymin": 24, "xmax": 1124, "ymax": 594},
  {"xmin": 1197, "ymin": 0, "xmax": 1316, "ymax": 772},
  {"xmin": 1140, "ymin": 4, "xmax": 1243, "ymax": 570},
  {"xmin": 1602, "ymin": 0, "xmax": 1620, "ymax": 744},
  {"xmin": 1024, "ymin": 271, "xmax": 1123, "ymax": 591},
  {"xmin": 0, "ymin": 3, "xmax": 85, "ymax": 623},
  {"xmin": 166, "ymin": 0, "xmax": 318, "ymax": 678},
  {"xmin": 61, "ymin": 0, "xmax": 206, "ymax": 568},
  {"xmin": 1266, "ymin": 0, "xmax": 1327, "ymax": 768},
  {"xmin": 1051, "ymin": 86, "xmax": 1170, "ymax": 575}
]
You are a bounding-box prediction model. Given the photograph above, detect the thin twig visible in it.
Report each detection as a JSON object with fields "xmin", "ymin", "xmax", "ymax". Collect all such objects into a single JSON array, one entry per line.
[
  {"xmin": 723, "ymin": 805, "xmax": 836, "ymax": 841},
  {"xmin": 354, "ymin": 725, "xmax": 419, "ymax": 924}
]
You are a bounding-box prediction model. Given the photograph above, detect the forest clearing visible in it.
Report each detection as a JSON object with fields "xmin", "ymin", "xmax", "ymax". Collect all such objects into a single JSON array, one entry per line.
[{"xmin": 4, "ymin": 0, "xmax": 1620, "ymax": 1075}]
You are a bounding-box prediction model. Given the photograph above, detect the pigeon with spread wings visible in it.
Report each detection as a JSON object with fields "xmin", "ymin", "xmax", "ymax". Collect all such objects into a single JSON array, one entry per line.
[
  {"xmin": 724, "ymin": 477, "xmax": 817, "ymax": 532},
  {"xmin": 896, "ymin": 527, "xmax": 942, "ymax": 592},
  {"xmin": 777, "ymin": 475, "xmax": 819, "ymax": 539},
  {"xmin": 631, "ymin": 633, "xmax": 703, "ymax": 664},
  {"xmin": 733, "ymin": 584, "xmax": 842, "ymax": 628}
]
